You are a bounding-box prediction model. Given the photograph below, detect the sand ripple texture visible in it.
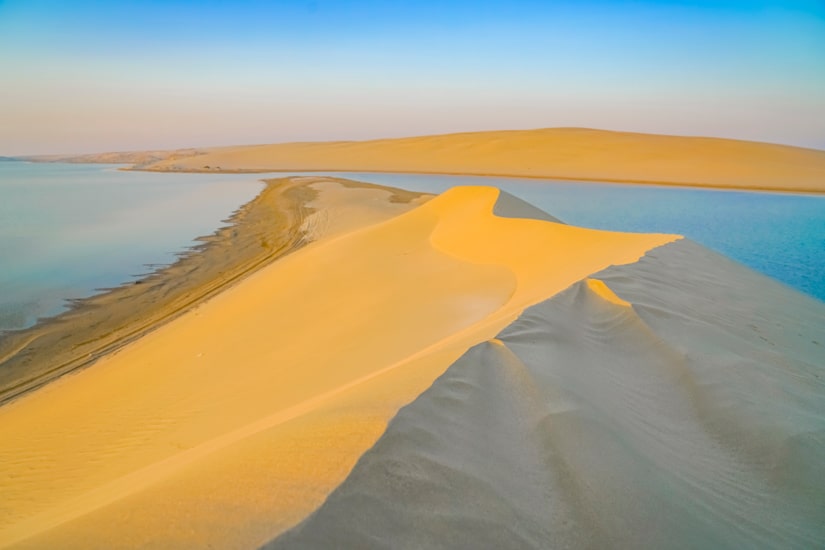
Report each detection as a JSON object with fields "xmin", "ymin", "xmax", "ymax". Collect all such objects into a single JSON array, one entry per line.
[
  {"xmin": 269, "ymin": 241, "xmax": 825, "ymax": 549},
  {"xmin": 0, "ymin": 183, "xmax": 675, "ymax": 548}
]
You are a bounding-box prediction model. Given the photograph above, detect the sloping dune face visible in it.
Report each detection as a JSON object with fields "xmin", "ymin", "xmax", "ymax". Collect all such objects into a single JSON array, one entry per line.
[
  {"xmin": 0, "ymin": 184, "xmax": 675, "ymax": 549},
  {"xmin": 269, "ymin": 240, "xmax": 825, "ymax": 549},
  {"xmin": 142, "ymin": 128, "xmax": 825, "ymax": 192}
]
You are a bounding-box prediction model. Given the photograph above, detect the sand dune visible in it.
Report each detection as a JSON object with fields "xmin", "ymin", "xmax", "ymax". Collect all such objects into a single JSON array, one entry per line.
[
  {"xmin": 0, "ymin": 180, "xmax": 676, "ymax": 548},
  {"xmin": 2, "ymin": 176, "xmax": 823, "ymax": 549},
  {"xmin": 135, "ymin": 128, "xmax": 825, "ymax": 192},
  {"xmin": 268, "ymin": 240, "xmax": 825, "ymax": 549},
  {"xmin": 0, "ymin": 177, "xmax": 427, "ymax": 406}
]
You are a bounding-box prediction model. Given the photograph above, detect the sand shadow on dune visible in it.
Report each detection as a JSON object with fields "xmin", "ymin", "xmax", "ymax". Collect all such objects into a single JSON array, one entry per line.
[{"xmin": 264, "ymin": 240, "xmax": 825, "ymax": 550}]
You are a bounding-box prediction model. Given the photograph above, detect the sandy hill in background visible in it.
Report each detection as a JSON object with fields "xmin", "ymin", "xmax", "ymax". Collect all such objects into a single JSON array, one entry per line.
[
  {"xmin": 25, "ymin": 128, "xmax": 825, "ymax": 192},
  {"xmin": 113, "ymin": 128, "xmax": 825, "ymax": 192}
]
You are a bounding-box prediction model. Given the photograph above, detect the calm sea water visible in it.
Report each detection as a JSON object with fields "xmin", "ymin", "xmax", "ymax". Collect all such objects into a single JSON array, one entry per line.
[
  {"xmin": 2, "ymin": 165, "xmax": 823, "ymax": 333},
  {"xmin": 0, "ymin": 162, "xmax": 264, "ymax": 331},
  {"xmin": 291, "ymin": 172, "xmax": 825, "ymax": 302}
]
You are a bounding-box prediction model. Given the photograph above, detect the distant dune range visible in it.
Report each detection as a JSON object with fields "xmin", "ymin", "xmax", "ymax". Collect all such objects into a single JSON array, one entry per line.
[
  {"xmin": 1, "ymin": 180, "xmax": 823, "ymax": 544},
  {"xmin": 28, "ymin": 128, "xmax": 825, "ymax": 193}
]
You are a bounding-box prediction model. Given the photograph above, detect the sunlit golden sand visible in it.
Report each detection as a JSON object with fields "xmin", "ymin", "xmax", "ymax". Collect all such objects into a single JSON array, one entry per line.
[
  {"xmin": 126, "ymin": 128, "xmax": 825, "ymax": 193},
  {"xmin": 0, "ymin": 181, "xmax": 676, "ymax": 548}
]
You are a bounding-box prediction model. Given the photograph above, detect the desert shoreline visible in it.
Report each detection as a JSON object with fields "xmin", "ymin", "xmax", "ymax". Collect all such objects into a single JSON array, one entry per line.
[
  {"xmin": 0, "ymin": 178, "xmax": 305, "ymax": 406},
  {"xmin": 5, "ymin": 0, "xmax": 823, "ymax": 542},
  {"xmin": 0, "ymin": 172, "xmax": 823, "ymax": 549},
  {"xmin": 0, "ymin": 177, "xmax": 428, "ymax": 407},
  {"xmin": 0, "ymin": 177, "xmax": 681, "ymax": 548}
]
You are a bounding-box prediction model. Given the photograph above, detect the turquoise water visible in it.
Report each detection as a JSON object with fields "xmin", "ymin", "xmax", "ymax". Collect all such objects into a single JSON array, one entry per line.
[
  {"xmin": 292, "ymin": 172, "xmax": 825, "ymax": 302},
  {"xmin": 0, "ymin": 162, "xmax": 264, "ymax": 331}
]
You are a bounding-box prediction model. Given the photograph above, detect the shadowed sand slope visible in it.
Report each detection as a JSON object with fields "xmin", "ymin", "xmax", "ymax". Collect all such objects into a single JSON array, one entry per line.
[
  {"xmin": 268, "ymin": 240, "xmax": 825, "ymax": 549},
  {"xmin": 138, "ymin": 128, "xmax": 825, "ymax": 192},
  {"xmin": 0, "ymin": 184, "xmax": 676, "ymax": 549}
]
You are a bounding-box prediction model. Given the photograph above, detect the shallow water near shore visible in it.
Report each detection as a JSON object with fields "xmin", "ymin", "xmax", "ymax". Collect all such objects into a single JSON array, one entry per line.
[
  {"xmin": 291, "ymin": 172, "xmax": 825, "ymax": 302},
  {"xmin": 0, "ymin": 162, "xmax": 263, "ymax": 331}
]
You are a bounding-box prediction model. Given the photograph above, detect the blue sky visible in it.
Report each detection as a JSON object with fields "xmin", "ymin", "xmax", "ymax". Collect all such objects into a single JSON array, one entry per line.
[{"xmin": 1, "ymin": 0, "xmax": 823, "ymax": 154}]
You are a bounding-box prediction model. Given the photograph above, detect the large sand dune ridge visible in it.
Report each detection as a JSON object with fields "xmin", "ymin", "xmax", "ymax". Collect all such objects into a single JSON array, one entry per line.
[
  {"xmin": 269, "ymin": 240, "xmax": 825, "ymax": 549},
  {"xmin": 0, "ymin": 180, "xmax": 676, "ymax": 548}
]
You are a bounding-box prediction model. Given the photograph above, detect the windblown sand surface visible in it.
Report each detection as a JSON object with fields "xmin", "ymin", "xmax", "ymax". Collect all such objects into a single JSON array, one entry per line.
[
  {"xmin": 1, "ymin": 176, "xmax": 823, "ymax": 549},
  {"xmin": 0, "ymin": 177, "xmax": 426, "ymax": 405},
  {"xmin": 0, "ymin": 179, "xmax": 676, "ymax": 548},
  {"xmin": 270, "ymin": 241, "xmax": 825, "ymax": 549},
  {"xmin": 126, "ymin": 128, "xmax": 825, "ymax": 192}
]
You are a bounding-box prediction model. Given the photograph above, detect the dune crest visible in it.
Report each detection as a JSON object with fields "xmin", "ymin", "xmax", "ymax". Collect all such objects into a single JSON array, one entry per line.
[
  {"xmin": 585, "ymin": 277, "xmax": 631, "ymax": 306},
  {"xmin": 0, "ymin": 181, "xmax": 676, "ymax": 549},
  {"xmin": 269, "ymin": 241, "xmax": 825, "ymax": 549}
]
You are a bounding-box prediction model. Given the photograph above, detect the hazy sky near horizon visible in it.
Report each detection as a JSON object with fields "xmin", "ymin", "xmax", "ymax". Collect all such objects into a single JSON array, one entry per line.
[{"xmin": 1, "ymin": 0, "xmax": 823, "ymax": 155}]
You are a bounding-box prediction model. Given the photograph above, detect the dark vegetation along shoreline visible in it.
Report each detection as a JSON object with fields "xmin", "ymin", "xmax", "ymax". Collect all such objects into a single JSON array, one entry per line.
[{"xmin": 0, "ymin": 178, "xmax": 318, "ymax": 406}]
